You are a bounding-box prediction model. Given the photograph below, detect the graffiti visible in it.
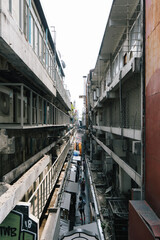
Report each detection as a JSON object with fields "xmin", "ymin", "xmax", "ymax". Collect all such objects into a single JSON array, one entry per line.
[
  {"xmin": 25, "ymin": 220, "xmax": 33, "ymax": 229},
  {"xmin": 0, "ymin": 202, "xmax": 39, "ymax": 240},
  {"xmin": 0, "ymin": 227, "xmax": 16, "ymax": 237}
]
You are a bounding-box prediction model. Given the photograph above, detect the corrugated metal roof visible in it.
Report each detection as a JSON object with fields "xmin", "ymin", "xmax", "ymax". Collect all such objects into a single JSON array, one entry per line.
[
  {"xmin": 65, "ymin": 181, "xmax": 78, "ymax": 194},
  {"xmin": 60, "ymin": 192, "xmax": 71, "ymax": 211},
  {"xmin": 72, "ymin": 156, "xmax": 81, "ymax": 162},
  {"xmin": 68, "ymin": 170, "xmax": 76, "ymax": 182}
]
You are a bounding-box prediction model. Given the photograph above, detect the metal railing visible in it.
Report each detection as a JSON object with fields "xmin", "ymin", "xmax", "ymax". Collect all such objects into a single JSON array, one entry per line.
[
  {"xmin": 28, "ymin": 140, "xmax": 71, "ymax": 219},
  {"xmin": 56, "ymin": 71, "xmax": 71, "ymax": 109}
]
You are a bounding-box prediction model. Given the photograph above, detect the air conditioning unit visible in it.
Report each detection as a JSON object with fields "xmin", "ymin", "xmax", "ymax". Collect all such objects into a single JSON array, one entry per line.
[
  {"xmin": 107, "ymin": 77, "xmax": 111, "ymax": 86},
  {"xmin": 0, "ymin": 129, "xmax": 15, "ymax": 154},
  {"xmin": 96, "ymin": 87, "xmax": 99, "ymax": 98},
  {"xmin": 15, "ymin": 93, "xmax": 27, "ymax": 123},
  {"xmin": 93, "ymin": 90, "xmax": 97, "ymax": 101},
  {"xmin": 129, "ymin": 40, "xmax": 138, "ymax": 60},
  {"xmin": 132, "ymin": 141, "xmax": 141, "ymax": 155},
  {"xmin": 0, "ymin": 86, "xmax": 13, "ymax": 123},
  {"xmin": 131, "ymin": 188, "xmax": 141, "ymax": 200},
  {"xmin": 132, "ymin": 58, "xmax": 141, "ymax": 73}
]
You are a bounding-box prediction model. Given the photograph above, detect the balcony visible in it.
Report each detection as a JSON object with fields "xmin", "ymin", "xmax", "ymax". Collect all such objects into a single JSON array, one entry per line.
[
  {"xmin": 0, "ymin": 0, "xmax": 70, "ymax": 110},
  {"xmin": 0, "ymin": 83, "xmax": 70, "ymax": 129}
]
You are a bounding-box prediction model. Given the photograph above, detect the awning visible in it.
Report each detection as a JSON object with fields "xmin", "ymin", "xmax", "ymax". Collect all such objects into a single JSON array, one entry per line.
[
  {"xmin": 72, "ymin": 156, "xmax": 81, "ymax": 162},
  {"xmin": 60, "ymin": 192, "xmax": 71, "ymax": 211},
  {"xmin": 68, "ymin": 170, "xmax": 76, "ymax": 182},
  {"xmin": 59, "ymin": 219, "xmax": 69, "ymax": 237},
  {"xmin": 70, "ymin": 163, "xmax": 77, "ymax": 171},
  {"xmin": 74, "ymin": 222, "xmax": 99, "ymax": 236},
  {"xmin": 71, "ymin": 160, "xmax": 78, "ymax": 165},
  {"xmin": 73, "ymin": 150, "xmax": 80, "ymax": 156},
  {"xmin": 65, "ymin": 181, "xmax": 78, "ymax": 194},
  {"xmin": 60, "ymin": 227, "xmax": 99, "ymax": 240}
]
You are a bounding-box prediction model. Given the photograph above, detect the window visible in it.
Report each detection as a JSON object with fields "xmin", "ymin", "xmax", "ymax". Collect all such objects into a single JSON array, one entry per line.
[
  {"xmin": 119, "ymin": 48, "xmax": 123, "ymax": 70},
  {"xmin": 19, "ymin": 2, "xmax": 22, "ymax": 27},
  {"xmin": 29, "ymin": 15, "xmax": 35, "ymax": 48},
  {"xmin": 123, "ymin": 53, "xmax": 127, "ymax": 66},
  {"xmin": 106, "ymin": 69, "xmax": 111, "ymax": 86},
  {"xmin": 35, "ymin": 25, "xmax": 39, "ymax": 55},
  {"xmin": 129, "ymin": 14, "xmax": 141, "ymax": 51},
  {"xmin": 112, "ymin": 55, "xmax": 119, "ymax": 77},
  {"xmin": 9, "ymin": 0, "xmax": 12, "ymax": 13},
  {"xmin": 24, "ymin": 2, "xmax": 29, "ymax": 39}
]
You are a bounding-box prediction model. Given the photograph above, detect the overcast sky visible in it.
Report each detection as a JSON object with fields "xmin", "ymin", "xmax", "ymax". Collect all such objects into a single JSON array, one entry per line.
[{"xmin": 40, "ymin": 0, "xmax": 113, "ymax": 117}]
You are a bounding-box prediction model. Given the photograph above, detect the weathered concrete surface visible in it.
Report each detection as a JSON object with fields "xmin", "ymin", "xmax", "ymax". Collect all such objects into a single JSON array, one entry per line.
[{"xmin": 0, "ymin": 155, "xmax": 50, "ymax": 223}]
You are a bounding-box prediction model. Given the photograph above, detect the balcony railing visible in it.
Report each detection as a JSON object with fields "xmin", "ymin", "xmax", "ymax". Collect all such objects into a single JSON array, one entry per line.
[{"xmin": 28, "ymin": 139, "xmax": 71, "ymax": 219}]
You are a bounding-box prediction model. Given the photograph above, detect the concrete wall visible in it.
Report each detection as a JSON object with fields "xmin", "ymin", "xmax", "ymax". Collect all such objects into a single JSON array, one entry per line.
[
  {"xmin": 0, "ymin": 0, "xmax": 56, "ymax": 96},
  {"xmin": 119, "ymin": 167, "xmax": 131, "ymax": 194},
  {"xmin": 40, "ymin": 208, "xmax": 60, "ymax": 240},
  {"xmin": 145, "ymin": 0, "xmax": 160, "ymax": 217}
]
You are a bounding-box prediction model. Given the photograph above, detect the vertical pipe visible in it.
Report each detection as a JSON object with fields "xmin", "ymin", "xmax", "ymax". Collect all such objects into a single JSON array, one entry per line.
[
  {"xmin": 46, "ymin": 175, "xmax": 48, "ymax": 200},
  {"xmin": 119, "ymin": 71, "xmax": 123, "ymax": 137},
  {"xmin": 141, "ymin": 0, "xmax": 145, "ymax": 200},
  {"xmin": 49, "ymin": 169, "xmax": 51, "ymax": 193},
  {"xmin": 42, "ymin": 98, "xmax": 44, "ymax": 124},
  {"xmin": 40, "ymin": 184, "xmax": 42, "ymax": 212},
  {"xmin": 19, "ymin": 0, "xmax": 22, "ymax": 29},
  {"xmin": 37, "ymin": 189, "xmax": 39, "ymax": 219},
  {"xmin": 28, "ymin": 0, "xmax": 31, "ymax": 44},
  {"xmin": 21, "ymin": 85, "xmax": 24, "ymax": 127},
  {"xmin": 45, "ymin": 28, "xmax": 48, "ymax": 67},
  {"xmin": 30, "ymin": 90, "xmax": 32, "ymax": 125},
  {"xmin": 0, "ymin": 0, "xmax": 1, "ymax": 36},
  {"xmin": 33, "ymin": 197, "xmax": 35, "ymax": 216},
  {"xmin": 43, "ymin": 180, "xmax": 45, "ymax": 207},
  {"xmin": 37, "ymin": 95, "xmax": 39, "ymax": 125}
]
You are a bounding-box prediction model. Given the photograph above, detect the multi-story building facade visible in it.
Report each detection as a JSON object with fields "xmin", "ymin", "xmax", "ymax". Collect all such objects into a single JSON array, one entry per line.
[
  {"xmin": 0, "ymin": 0, "xmax": 73, "ymax": 238},
  {"xmin": 86, "ymin": 0, "xmax": 144, "ymax": 238}
]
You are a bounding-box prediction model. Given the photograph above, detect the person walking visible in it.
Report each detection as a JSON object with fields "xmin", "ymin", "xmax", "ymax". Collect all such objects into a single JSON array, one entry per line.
[
  {"xmin": 81, "ymin": 177, "xmax": 85, "ymax": 194},
  {"xmin": 79, "ymin": 175, "xmax": 82, "ymax": 185},
  {"xmin": 78, "ymin": 196, "xmax": 86, "ymax": 224}
]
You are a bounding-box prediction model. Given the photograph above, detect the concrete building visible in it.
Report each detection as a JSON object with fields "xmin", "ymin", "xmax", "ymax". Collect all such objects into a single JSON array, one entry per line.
[
  {"xmin": 86, "ymin": 0, "xmax": 144, "ymax": 238},
  {"xmin": 0, "ymin": 0, "xmax": 73, "ymax": 238},
  {"xmin": 2, "ymin": 0, "xmax": 160, "ymax": 239}
]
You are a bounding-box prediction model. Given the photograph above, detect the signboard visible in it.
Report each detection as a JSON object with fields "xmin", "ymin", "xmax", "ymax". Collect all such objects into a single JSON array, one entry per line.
[{"xmin": 0, "ymin": 202, "xmax": 39, "ymax": 240}]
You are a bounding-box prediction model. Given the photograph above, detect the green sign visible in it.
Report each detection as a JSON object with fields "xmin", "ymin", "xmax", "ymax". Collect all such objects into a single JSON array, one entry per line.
[{"xmin": 0, "ymin": 203, "xmax": 38, "ymax": 240}]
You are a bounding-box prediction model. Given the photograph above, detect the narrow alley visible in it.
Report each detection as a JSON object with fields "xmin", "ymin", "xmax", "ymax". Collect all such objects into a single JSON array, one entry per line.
[{"xmin": 1, "ymin": 0, "xmax": 160, "ymax": 240}]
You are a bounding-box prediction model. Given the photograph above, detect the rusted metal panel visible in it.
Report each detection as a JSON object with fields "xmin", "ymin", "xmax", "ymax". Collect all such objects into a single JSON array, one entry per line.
[
  {"xmin": 129, "ymin": 201, "xmax": 160, "ymax": 239},
  {"xmin": 145, "ymin": 0, "xmax": 160, "ymax": 217}
]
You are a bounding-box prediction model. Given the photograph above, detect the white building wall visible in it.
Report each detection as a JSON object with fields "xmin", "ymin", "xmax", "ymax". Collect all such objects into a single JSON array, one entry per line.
[{"xmin": 0, "ymin": 0, "xmax": 56, "ymax": 96}]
